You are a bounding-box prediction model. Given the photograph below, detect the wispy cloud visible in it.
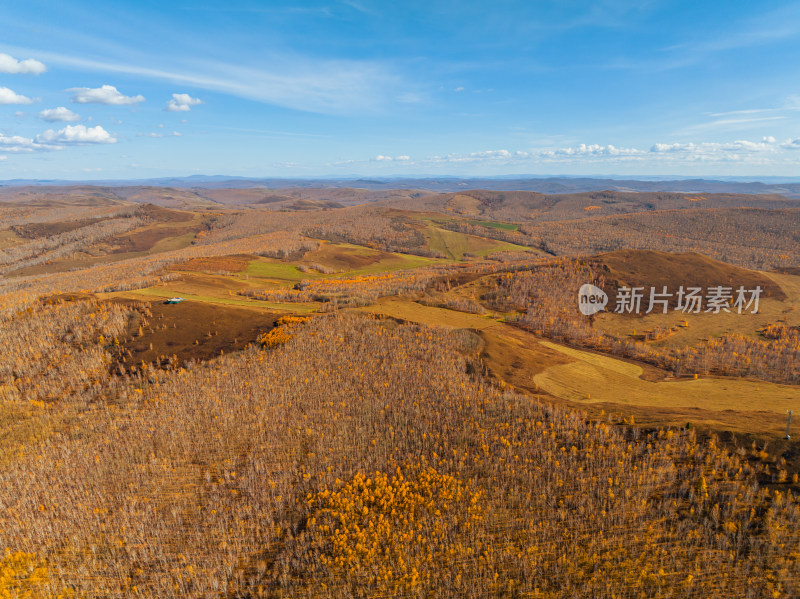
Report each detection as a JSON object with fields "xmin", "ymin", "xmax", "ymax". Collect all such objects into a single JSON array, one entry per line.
[
  {"xmin": 607, "ymin": 4, "xmax": 800, "ymax": 73},
  {"xmin": 677, "ymin": 115, "xmax": 788, "ymax": 135},
  {"xmin": 17, "ymin": 48, "xmax": 408, "ymax": 115},
  {"xmin": 139, "ymin": 131, "xmax": 182, "ymax": 138},
  {"xmin": 210, "ymin": 125, "xmax": 330, "ymax": 139},
  {"xmin": 709, "ymin": 108, "xmax": 777, "ymax": 118},
  {"xmin": 339, "ymin": 0, "xmax": 377, "ymax": 16},
  {"xmin": 667, "ymin": 4, "xmax": 800, "ymax": 55}
]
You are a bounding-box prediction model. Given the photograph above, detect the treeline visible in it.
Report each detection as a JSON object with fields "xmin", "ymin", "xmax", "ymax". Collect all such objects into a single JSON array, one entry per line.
[
  {"xmin": 240, "ymin": 258, "xmax": 533, "ymax": 307},
  {"xmin": 0, "ymin": 231, "xmax": 319, "ymax": 298},
  {"xmin": 517, "ymin": 208, "xmax": 800, "ymax": 270},
  {"xmin": 0, "ymin": 216, "xmax": 145, "ymax": 275}
]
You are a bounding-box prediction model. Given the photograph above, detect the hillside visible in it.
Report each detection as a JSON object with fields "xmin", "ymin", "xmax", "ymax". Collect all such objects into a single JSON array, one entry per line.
[
  {"xmin": 385, "ymin": 189, "xmax": 800, "ymax": 222},
  {"xmin": 1, "ymin": 185, "xmax": 799, "ymax": 598},
  {"xmin": 594, "ymin": 249, "xmax": 785, "ymax": 306}
]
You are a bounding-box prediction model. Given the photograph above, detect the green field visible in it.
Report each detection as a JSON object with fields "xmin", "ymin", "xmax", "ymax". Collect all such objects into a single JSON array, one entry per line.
[
  {"xmin": 246, "ymin": 245, "xmax": 446, "ymax": 281},
  {"xmin": 423, "ymin": 224, "xmax": 531, "ymax": 259},
  {"xmin": 108, "ymin": 286, "xmax": 319, "ymax": 312},
  {"xmin": 463, "ymin": 218, "xmax": 520, "ymax": 231}
]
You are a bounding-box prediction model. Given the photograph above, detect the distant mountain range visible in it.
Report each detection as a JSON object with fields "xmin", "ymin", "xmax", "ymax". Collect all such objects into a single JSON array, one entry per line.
[{"xmin": 3, "ymin": 175, "xmax": 800, "ymax": 198}]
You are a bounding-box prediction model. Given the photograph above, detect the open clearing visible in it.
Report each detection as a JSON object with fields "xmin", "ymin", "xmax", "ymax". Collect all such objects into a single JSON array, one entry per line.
[
  {"xmin": 244, "ymin": 244, "xmax": 446, "ymax": 281},
  {"xmin": 111, "ymin": 299, "xmax": 280, "ymax": 369},
  {"xmin": 594, "ymin": 269, "xmax": 800, "ymax": 346},
  {"xmin": 92, "ymin": 244, "xmax": 800, "ymax": 447},
  {"xmin": 533, "ymin": 340, "xmax": 800, "ymax": 416},
  {"xmin": 299, "ymin": 242, "xmax": 446, "ymax": 273},
  {"xmin": 418, "ymin": 220, "xmax": 532, "ymax": 259},
  {"xmin": 358, "ymin": 297, "xmax": 800, "ymax": 438},
  {"xmin": 103, "ymin": 283, "xmax": 319, "ymax": 313}
]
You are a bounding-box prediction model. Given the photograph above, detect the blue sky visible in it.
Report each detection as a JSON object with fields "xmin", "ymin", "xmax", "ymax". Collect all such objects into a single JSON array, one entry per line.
[{"xmin": 2, "ymin": 0, "xmax": 800, "ymax": 179}]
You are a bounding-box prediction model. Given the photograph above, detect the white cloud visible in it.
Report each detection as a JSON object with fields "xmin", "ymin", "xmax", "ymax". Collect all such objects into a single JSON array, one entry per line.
[
  {"xmin": 0, "ymin": 87, "xmax": 33, "ymax": 105},
  {"xmin": 415, "ymin": 136, "xmax": 795, "ymax": 169},
  {"xmin": 649, "ymin": 139, "xmax": 778, "ymax": 158},
  {"xmin": 0, "ymin": 53, "xmax": 46, "ymax": 75},
  {"xmin": 374, "ymin": 154, "xmax": 411, "ymax": 162},
  {"xmin": 165, "ymin": 93, "xmax": 203, "ymax": 112},
  {"xmin": 425, "ymin": 149, "xmax": 519, "ymax": 165},
  {"xmin": 471, "ymin": 149, "xmax": 512, "ymax": 158},
  {"xmin": 36, "ymin": 125, "xmax": 116, "ymax": 144},
  {"xmin": 543, "ymin": 144, "xmax": 644, "ymax": 157},
  {"xmin": 650, "ymin": 142, "xmax": 695, "ymax": 153},
  {"xmin": 38, "ymin": 107, "xmax": 81, "ymax": 122},
  {"xmin": 0, "ymin": 155, "xmax": 6, "ymax": 161},
  {"xmin": 454, "ymin": 86, "xmax": 464, "ymax": 92},
  {"xmin": 68, "ymin": 85, "xmax": 145, "ymax": 105},
  {"xmin": 0, "ymin": 133, "xmax": 56, "ymax": 152}
]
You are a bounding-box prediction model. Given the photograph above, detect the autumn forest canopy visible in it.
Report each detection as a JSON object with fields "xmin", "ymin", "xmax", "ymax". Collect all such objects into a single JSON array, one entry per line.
[{"xmin": 0, "ymin": 185, "xmax": 799, "ymax": 598}]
